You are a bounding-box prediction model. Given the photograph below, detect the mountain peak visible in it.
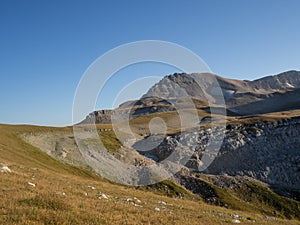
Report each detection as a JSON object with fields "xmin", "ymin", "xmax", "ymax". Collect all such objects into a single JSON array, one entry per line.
[{"xmin": 250, "ymin": 70, "xmax": 300, "ymax": 90}]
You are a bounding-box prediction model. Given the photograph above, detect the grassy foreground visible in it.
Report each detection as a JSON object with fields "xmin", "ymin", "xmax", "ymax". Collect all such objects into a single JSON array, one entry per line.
[{"xmin": 0, "ymin": 124, "xmax": 300, "ymax": 224}]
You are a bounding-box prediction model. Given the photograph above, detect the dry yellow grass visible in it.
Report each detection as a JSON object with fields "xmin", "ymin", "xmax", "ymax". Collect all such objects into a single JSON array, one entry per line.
[{"xmin": 226, "ymin": 109, "xmax": 300, "ymax": 125}]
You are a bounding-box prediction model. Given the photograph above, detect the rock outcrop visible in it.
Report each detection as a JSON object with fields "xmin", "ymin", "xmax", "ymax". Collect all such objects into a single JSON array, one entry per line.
[
  {"xmin": 133, "ymin": 116, "xmax": 300, "ymax": 190},
  {"xmin": 82, "ymin": 110, "xmax": 113, "ymax": 124}
]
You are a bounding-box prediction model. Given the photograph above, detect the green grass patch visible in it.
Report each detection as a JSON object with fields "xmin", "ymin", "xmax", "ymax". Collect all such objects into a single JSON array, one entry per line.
[
  {"xmin": 235, "ymin": 182, "xmax": 300, "ymax": 219},
  {"xmin": 141, "ymin": 180, "xmax": 197, "ymax": 199}
]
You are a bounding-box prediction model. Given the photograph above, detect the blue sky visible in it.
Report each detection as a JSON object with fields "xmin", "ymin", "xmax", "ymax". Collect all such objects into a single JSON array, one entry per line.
[{"xmin": 1, "ymin": 0, "xmax": 300, "ymax": 126}]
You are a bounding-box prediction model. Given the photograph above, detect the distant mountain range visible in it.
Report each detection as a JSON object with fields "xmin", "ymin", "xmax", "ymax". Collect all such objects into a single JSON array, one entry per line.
[
  {"xmin": 144, "ymin": 70, "xmax": 300, "ymax": 111},
  {"xmin": 81, "ymin": 70, "xmax": 300, "ymax": 124},
  {"xmin": 145, "ymin": 70, "xmax": 300, "ymax": 100}
]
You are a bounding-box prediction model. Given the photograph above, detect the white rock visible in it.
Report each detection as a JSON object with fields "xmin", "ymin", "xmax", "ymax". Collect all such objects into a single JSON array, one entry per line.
[
  {"xmin": 155, "ymin": 207, "xmax": 160, "ymax": 211},
  {"xmin": 83, "ymin": 192, "xmax": 88, "ymax": 196},
  {"xmin": 0, "ymin": 165, "xmax": 12, "ymax": 173},
  {"xmin": 28, "ymin": 182, "xmax": 36, "ymax": 187},
  {"xmin": 57, "ymin": 192, "xmax": 66, "ymax": 196},
  {"xmin": 98, "ymin": 193, "xmax": 109, "ymax": 199},
  {"xmin": 158, "ymin": 200, "xmax": 167, "ymax": 205},
  {"xmin": 134, "ymin": 197, "xmax": 142, "ymax": 203},
  {"xmin": 102, "ymin": 194, "xmax": 109, "ymax": 199},
  {"xmin": 232, "ymin": 219, "xmax": 241, "ymax": 223}
]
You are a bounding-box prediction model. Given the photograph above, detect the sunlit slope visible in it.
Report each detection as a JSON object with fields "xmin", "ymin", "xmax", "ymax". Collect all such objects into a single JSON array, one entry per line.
[{"xmin": 1, "ymin": 124, "xmax": 300, "ymax": 224}]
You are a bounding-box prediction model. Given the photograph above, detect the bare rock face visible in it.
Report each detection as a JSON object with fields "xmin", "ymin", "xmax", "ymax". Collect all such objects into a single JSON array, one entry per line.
[
  {"xmin": 250, "ymin": 70, "xmax": 300, "ymax": 91},
  {"xmin": 82, "ymin": 110, "xmax": 113, "ymax": 124},
  {"xmin": 144, "ymin": 70, "xmax": 300, "ymax": 100},
  {"xmin": 207, "ymin": 117, "xmax": 300, "ymax": 189},
  {"xmin": 143, "ymin": 73, "xmax": 209, "ymax": 100},
  {"xmin": 133, "ymin": 117, "xmax": 300, "ymax": 190},
  {"xmin": 144, "ymin": 70, "xmax": 300, "ymax": 112}
]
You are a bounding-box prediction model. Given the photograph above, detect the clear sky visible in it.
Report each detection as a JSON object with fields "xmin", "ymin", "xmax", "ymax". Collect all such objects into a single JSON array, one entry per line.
[{"xmin": 1, "ymin": 0, "xmax": 300, "ymax": 126}]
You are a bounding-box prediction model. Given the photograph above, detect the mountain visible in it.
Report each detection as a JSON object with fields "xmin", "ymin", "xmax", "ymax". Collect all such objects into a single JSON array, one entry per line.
[
  {"xmin": 144, "ymin": 70, "xmax": 300, "ymax": 98},
  {"xmin": 81, "ymin": 70, "xmax": 300, "ymax": 125},
  {"xmin": 143, "ymin": 70, "xmax": 300, "ymax": 109},
  {"xmin": 249, "ymin": 70, "xmax": 300, "ymax": 91}
]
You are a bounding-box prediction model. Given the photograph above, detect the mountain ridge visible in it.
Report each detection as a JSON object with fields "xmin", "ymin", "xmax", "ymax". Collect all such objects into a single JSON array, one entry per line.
[{"xmin": 81, "ymin": 70, "xmax": 300, "ymax": 124}]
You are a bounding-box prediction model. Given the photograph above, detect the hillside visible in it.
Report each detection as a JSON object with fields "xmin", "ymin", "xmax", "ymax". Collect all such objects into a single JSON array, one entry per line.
[
  {"xmin": 231, "ymin": 88, "xmax": 300, "ymax": 115},
  {"xmin": 1, "ymin": 124, "xmax": 300, "ymax": 224}
]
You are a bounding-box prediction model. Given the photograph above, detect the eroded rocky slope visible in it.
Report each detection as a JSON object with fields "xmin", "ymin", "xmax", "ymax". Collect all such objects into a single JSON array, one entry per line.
[{"xmin": 132, "ymin": 116, "xmax": 300, "ymax": 196}]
